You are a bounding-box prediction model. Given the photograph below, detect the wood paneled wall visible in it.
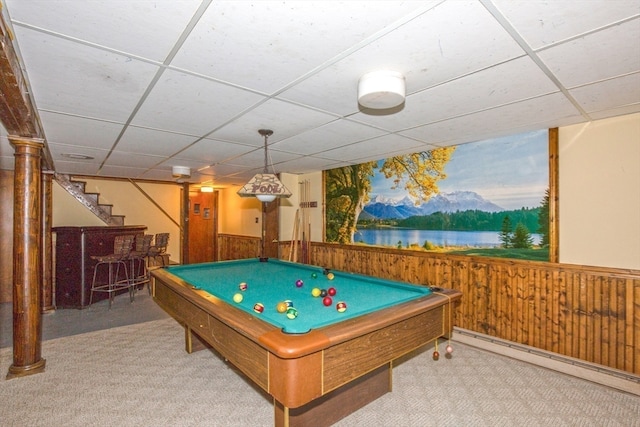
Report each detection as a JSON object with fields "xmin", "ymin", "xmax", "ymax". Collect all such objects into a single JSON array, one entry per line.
[
  {"xmin": 217, "ymin": 234, "xmax": 261, "ymax": 261},
  {"xmin": 218, "ymin": 235, "xmax": 639, "ymax": 375}
]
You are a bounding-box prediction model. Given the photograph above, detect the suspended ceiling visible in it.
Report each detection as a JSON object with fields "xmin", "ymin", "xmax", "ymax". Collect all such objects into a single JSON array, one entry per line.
[{"xmin": 0, "ymin": 0, "xmax": 638, "ymax": 188}]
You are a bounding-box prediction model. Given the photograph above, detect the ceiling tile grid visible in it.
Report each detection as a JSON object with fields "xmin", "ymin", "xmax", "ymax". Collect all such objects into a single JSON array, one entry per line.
[{"xmin": 0, "ymin": 0, "xmax": 638, "ymax": 187}]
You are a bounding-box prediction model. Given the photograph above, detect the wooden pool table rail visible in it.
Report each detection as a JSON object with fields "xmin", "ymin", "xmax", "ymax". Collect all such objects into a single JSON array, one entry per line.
[{"xmin": 151, "ymin": 266, "xmax": 461, "ymax": 426}]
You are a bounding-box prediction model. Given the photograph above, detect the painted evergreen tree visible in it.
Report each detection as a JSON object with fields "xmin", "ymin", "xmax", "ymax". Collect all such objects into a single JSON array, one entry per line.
[
  {"xmin": 512, "ymin": 222, "xmax": 534, "ymax": 249},
  {"xmin": 499, "ymin": 215, "xmax": 513, "ymax": 248}
]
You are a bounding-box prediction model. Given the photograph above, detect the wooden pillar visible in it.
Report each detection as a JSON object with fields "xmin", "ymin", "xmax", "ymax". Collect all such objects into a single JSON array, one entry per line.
[
  {"xmin": 7, "ymin": 136, "xmax": 46, "ymax": 379},
  {"xmin": 41, "ymin": 171, "xmax": 54, "ymax": 312},
  {"xmin": 548, "ymin": 128, "xmax": 559, "ymax": 263},
  {"xmin": 181, "ymin": 182, "xmax": 189, "ymax": 264}
]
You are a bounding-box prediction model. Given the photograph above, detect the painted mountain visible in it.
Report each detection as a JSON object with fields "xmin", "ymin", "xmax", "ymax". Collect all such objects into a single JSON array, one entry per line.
[{"xmin": 363, "ymin": 191, "xmax": 504, "ymax": 220}]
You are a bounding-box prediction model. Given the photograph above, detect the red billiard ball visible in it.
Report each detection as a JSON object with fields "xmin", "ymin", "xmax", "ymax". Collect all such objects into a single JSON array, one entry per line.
[
  {"xmin": 253, "ymin": 303, "xmax": 264, "ymax": 313},
  {"xmin": 239, "ymin": 282, "xmax": 248, "ymax": 291},
  {"xmin": 323, "ymin": 296, "xmax": 332, "ymax": 306},
  {"xmin": 327, "ymin": 287, "xmax": 336, "ymax": 296},
  {"xmin": 336, "ymin": 301, "xmax": 347, "ymax": 312}
]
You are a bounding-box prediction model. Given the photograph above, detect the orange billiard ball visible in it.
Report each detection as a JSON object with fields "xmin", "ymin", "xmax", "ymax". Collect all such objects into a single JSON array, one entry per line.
[{"xmin": 276, "ymin": 302, "xmax": 288, "ymax": 313}]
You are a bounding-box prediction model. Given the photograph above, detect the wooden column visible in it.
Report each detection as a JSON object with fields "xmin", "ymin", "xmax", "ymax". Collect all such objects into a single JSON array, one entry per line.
[
  {"xmin": 41, "ymin": 171, "xmax": 54, "ymax": 312},
  {"xmin": 548, "ymin": 128, "xmax": 559, "ymax": 263},
  {"xmin": 7, "ymin": 136, "xmax": 46, "ymax": 379}
]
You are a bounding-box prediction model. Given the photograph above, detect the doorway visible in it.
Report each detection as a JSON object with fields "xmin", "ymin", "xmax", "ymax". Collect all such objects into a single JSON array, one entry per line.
[{"xmin": 188, "ymin": 190, "xmax": 218, "ymax": 264}]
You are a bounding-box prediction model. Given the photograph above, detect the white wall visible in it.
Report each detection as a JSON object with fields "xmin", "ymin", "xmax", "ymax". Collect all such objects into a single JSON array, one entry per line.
[{"xmin": 559, "ymin": 113, "xmax": 640, "ymax": 269}]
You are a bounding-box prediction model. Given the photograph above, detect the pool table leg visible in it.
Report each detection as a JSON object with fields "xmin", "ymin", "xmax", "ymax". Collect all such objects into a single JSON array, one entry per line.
[
  {"xmin": 273, "ymin": 363, "xmax": 392, "ymax": 427},
  {"xmin": 184, "ymin": 325, "xmax": 211, "ymax": 354}
]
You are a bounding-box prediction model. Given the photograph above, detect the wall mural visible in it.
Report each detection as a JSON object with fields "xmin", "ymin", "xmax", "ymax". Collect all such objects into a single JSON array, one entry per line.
[{"xmin": 325, "ymin": 129, "xmax": 549, "ymax": 261}]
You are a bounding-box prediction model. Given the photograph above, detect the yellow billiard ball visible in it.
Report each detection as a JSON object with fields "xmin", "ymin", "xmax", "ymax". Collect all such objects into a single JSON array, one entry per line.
[
  {"xmin": 326, "ymin": 272, "xmax": 335, "ymax": 280},
  {"xmin": 311, "ymin": 288, "xmax": 321, "ymax": 297},
  {"xmin": 276, "ymin": 302, "xmax": 288, "ymax": 313},
  {"xmin": 233, "ymin": 293, "xmax": 243, "ymax": 303}
]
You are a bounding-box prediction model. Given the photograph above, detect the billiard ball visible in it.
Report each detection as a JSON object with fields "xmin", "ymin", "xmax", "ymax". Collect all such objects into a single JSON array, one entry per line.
[
  {"xmin": 284, "ymin": 300, "xmax": 293, "ymax": 308},
  {"xmin": 253, "ymin": 303, "xmax": 264, "ymax": 313},
  {"xmin": 336, "ymin": 301, "xmax": 347, "ymax": 312},
  {"xmin": 295, "ymin": 279, "xmax": 304, "ymax": 287},
  {"xmin": 311, "ymin": 288, "xmax": 321, "ymax": 297},
  {"xmin": 239, "ymin": 282, "xmax": 248, "ymax": 291},
  {"xmin": 328, "ymin": 287, "xmax": 336, "ymax": 296},
  {"xmin": 286, "ymin": 307, "xmax": 298, "ymax": 319},
  {"xmin": 276, "ymin": 302, "xmax": 288, "ymax": 313},
  {"xmin": 311, "ymin": 272, "xmax": 318, "ymax": 279},
  {"xmin": 323, "ymin": 296, "xmax": 332, "ymax": 306},
  {"xmin": 232, "ymin": 293, "xmax": 243, "ymax": 303},
  {"xmin": 326, "ymin": 272, "xmax": 335, "ymax": 280},
  {"xmin": 320, "ymin": 289, "xmax": 327, "ymax": 297}
]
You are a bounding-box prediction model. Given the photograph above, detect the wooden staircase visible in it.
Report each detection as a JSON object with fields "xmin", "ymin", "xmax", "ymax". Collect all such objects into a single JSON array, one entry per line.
[{"xmin": 54, "ymin": 173, "xmax": 125, "ymax": 226}]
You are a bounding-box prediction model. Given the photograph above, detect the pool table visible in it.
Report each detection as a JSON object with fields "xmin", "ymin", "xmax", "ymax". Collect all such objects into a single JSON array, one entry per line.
[{"xmin": 151, "ymin": 258, "xmax": 461, "ymax": 427}]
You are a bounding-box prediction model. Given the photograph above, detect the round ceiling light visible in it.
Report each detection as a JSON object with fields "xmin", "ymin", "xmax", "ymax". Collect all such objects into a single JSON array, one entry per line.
[{"xmin": 358, "ymin": 70, "xmax": 406, "ymax": 109}]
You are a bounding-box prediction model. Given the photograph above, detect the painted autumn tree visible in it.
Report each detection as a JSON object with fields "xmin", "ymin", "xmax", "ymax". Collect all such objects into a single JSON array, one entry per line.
[{"xmin": 325, "ymin": 148, "xmax": 456, "ymax": 243}]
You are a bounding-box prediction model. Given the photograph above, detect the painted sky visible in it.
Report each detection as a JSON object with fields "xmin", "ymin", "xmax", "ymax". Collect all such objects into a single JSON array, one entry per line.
[{"xmin": 370, "ymin": 129, "xmax": 549, "ymax": 210}]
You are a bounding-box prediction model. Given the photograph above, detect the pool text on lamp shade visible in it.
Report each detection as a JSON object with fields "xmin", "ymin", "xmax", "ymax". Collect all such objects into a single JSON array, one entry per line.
[{"xmin": 237, "ymin": 174, "xmax": 292, "ymax": 198}]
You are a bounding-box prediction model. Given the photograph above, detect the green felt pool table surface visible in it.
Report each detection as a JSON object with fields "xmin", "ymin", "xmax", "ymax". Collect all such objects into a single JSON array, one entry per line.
[{"xmin": 164, "ymin": 258, "xmax": 433, "ymax": 334}]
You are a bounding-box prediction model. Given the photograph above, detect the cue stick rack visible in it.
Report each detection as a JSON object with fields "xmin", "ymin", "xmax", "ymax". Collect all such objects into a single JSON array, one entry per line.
[{"xmin": 289, "ymin": 180, "xmax": 312, "ymax": 264}]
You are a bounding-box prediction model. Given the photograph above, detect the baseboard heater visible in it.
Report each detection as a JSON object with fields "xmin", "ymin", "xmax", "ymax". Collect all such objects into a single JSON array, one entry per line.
[{"xmin": 452, "ymin": 327, "xmax": 639, "ymax": 396}]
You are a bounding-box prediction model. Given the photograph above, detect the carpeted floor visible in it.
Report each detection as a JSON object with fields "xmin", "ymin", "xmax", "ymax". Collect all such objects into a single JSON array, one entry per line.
[{"xmin": 1, "ymin": 315, "xmax": 638, "ymax": 427}]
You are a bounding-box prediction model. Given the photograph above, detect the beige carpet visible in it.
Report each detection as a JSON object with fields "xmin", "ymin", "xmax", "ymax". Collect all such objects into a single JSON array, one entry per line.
[{"xmin": 1, "ymin": 318, "xmax": 638, "ymax": 427}]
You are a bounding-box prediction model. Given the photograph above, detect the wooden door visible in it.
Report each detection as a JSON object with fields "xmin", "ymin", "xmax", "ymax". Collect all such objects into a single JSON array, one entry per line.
[
  {"xmin": 188, "ymin": 191, "xmax": 218, "ymax": 264},
  {"xmin": 264, "ymin": 198, "xmax": 279, "ymax": 259}
]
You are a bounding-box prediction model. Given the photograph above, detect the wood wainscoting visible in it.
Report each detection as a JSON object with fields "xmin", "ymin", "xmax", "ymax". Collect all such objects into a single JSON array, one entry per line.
[{"xmin": 217, "ymin": 236, "xmax": 639, "ymax": 376}]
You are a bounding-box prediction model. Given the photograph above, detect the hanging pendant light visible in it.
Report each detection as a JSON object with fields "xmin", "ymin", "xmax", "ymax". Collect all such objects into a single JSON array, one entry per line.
[{"xmin": 237, "ymin": 129, "xmax": 292, "ymax": 203}]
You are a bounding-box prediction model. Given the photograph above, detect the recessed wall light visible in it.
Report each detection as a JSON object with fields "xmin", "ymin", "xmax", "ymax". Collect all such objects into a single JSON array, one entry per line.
[{"xmin": 61, "ymin": 153, "xmax": 95, "ymax": 160}]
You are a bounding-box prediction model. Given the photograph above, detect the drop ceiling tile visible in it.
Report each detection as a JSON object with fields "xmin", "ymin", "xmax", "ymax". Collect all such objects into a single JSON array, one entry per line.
[
  {"xmin": 170, "ymin": 1, "xmax": 435, "ymax": 93},
  {"xmin": 492, "ymin": 0, "xmax": 640, "ymax": 49},
  {"xmin": 571, "ymin": 73, "xmax": 640, "ymax": 115},
  {"xmin": 38, "ymin": 112, "xmax": 123, "ymax": 149},
  {"xmin": 13, "ymin": 27, "xmax": 160, "ymax": 121},
  {"xmin": 5, "ymin": 0, "xmax": 202, "ymax": 61},
  {"xmin": 52, "ymin": 160, "xmax": 102, "ymax": 176},
  {"xmin": 47, "ymin": 142, "xmax": 110, "ymax": 166},
  {"xmin": 276, "ymin": 155, "xmax": 354, "ymax": 174},
  {"xmin": 117, "ymin": 126, "xmax": 199, "ymax": 157},
  {"xmin": 271, "ymin": 120, "xmax": 386, "ymax": 155},
  {"xmin": 174, "ymin": 138, "xmax": 255, "ymax": 164},
  {"xmin": 97, "ymin": 164, "xmax": 152, "ymax": 179},
  {"xmin": 209, "ymin": 99, "xmax": 338, "ymax": 146},
  {"xmin": 103, "ymin": 151, "xmax": 167, "ymax": 169},
  {"xmin": 320, "ymin": 133, "xmax": 426, "ymax": 163},
  {"xmin": 538, "ymin": 19, "xmax": 640, "ymax": 88},
  {"xmin": 401, "ymin": 92, "xmax": 584, "ymax": 146},
  {"xmin": 131, "ymin": 69, "xmax": 265, "ymax": 135}
]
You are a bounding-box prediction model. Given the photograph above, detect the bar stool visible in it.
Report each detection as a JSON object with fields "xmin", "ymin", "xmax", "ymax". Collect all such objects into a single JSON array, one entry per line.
[
  {"xmin": 146, "ymin": 233, "xmax": 170, "ymax": 295},
  {"xmin": 89, "ymin": 234, "xmax": 135, "ymax": 309},
  {"xmin": 129, "ymin": 234, "xmax": 154, "ymax": 292}
]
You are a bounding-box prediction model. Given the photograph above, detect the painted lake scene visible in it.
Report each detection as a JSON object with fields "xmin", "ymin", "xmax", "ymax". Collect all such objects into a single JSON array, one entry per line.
[{"xmin": 325, "ymin": 129, "xmax": 550, "ymax": 261}]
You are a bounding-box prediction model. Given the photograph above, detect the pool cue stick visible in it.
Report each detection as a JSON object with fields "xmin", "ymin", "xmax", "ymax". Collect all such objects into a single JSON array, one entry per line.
[{"xmin": 289, "ymin": 209, "xmax": 299, "ymax": 261}]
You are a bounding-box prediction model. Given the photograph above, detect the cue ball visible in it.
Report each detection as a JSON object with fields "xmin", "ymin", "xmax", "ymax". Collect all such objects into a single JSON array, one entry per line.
[
  {"xmin": 239, "ymin": 282, "xmax": 248, "ymax": 291},
  {"xmin": 326, "ymin": 272, "xmax": 335, "ymax": 280},
  {"xmin": 295, "ymin": 279, "xmax": 304, "ymax": 287},
  {"xmin": 253, "ymin": 303, "xmax": 264, "ymax": 313},
  {"xmin": 232, "ymin": 293, "xmax": 243, "ymax": 303},
  {"xmin": 328, "ymin": 287, "xmax": 336, "ymax": 296},
  {"xmin": 336, "ymin": 302, "xmax": 347, "ymax": 312},
  {"xmin": 276, "ymin": 302, "xmax": 288, "ymax": 313},
  {"xmin": 323, "ymin": 296, "xmax": 332, "ymax": 306},
  {"xmin": 311, "ymin": 288, "xmax": 321, "ymax": 297},
  {"xmin": 286, "ymin": 307, "xmax": 298, "ymax": 319}
]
